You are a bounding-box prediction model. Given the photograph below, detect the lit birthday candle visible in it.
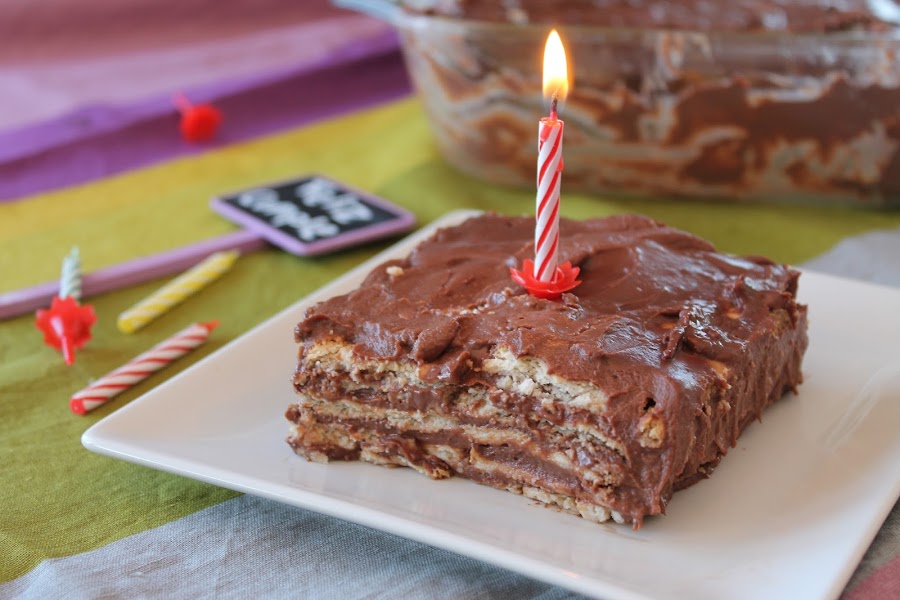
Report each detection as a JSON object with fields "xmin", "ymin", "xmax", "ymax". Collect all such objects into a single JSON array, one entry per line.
[
  {"xmin": 510, "ymin": 29, "xmax": 581, "ymax": 300},
  {"xmin": 535, "ymin": 29, "xmax": 567, "ymax": 282}
]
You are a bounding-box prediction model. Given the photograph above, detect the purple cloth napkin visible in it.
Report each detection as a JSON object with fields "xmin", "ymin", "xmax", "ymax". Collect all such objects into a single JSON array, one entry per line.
[{"xmin": 0, "ymin": 28, "xmax": 409, "ymax": 202}]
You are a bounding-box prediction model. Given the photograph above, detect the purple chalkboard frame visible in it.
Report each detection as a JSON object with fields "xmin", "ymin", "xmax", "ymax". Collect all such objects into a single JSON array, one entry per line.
[{"xmin": 210, "ymin": 174, "xmax": 416, "ymax": 256}]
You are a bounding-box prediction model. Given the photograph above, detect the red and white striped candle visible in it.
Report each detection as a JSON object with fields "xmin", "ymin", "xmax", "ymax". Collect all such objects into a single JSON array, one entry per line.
[
  {"xmin": 70, "ymin": 321, "xmax": 218, "ymax": 415},
  {"xmin": 534, "ymin": 30, "xmax": 569, "ymax": 283},
  {"xmin": 535, "ymin": 106, "xmax": 563, "ymax": 282}
]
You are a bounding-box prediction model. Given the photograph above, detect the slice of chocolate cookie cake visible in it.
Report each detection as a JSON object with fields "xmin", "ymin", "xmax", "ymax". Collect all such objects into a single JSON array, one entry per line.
[{"xmin": 287, "ymin": 213, "xmax": 808, "ymax": 527}]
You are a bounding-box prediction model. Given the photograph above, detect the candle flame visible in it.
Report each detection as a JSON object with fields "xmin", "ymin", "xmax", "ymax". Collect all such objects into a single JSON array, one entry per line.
[{"xmin": 542, "ymin": 29, "xmax": 569, "ymax": 104}]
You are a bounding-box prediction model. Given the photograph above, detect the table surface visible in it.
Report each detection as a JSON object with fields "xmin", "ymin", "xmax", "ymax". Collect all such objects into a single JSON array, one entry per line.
[{"xmin": 1, "ymin": 5, "xmax": 899, "ymax": 600}]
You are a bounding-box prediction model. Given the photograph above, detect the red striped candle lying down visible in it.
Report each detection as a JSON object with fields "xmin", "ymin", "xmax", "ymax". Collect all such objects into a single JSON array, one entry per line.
[{"xmin": 70, "ymin": 321, "xmax": 218, "ymax": 415}]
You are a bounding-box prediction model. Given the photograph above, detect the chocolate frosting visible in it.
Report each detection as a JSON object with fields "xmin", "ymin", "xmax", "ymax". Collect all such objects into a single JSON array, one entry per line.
[{"xmin": 295, "ymin": 214, "xmax": 808, "ymax": 521}]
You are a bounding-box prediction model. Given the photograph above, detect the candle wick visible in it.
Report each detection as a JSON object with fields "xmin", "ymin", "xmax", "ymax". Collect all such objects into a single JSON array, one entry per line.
[{"xmin": 550, "ymin": 91, "xmax": 559, "ymax": 120}]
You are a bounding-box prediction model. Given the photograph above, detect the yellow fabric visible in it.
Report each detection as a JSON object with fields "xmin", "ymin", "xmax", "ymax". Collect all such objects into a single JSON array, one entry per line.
[{"xmin": 2, "ymin": 97, "xmax": 900, "ymax": 583}]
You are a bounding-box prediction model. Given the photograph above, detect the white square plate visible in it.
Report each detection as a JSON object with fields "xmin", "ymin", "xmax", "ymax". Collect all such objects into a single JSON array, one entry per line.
[{"xmin": 84, "ymin": 210, "xmax": 900, "ymax": 600}]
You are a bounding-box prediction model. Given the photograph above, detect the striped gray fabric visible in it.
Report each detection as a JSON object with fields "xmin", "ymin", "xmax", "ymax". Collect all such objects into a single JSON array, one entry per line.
[
  {"xmin": 1, "ymin": 495, "xmax": 586, "ymax": 600},
  {"xmin": 804, "ymin": 228, "xmax": 900, "ymax": 288}
]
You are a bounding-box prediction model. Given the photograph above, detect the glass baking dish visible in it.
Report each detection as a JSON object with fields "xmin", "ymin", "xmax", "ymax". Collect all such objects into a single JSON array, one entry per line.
[{"xmin": 337, "ymin": 0, "xmax": 900, "ymax": 207}]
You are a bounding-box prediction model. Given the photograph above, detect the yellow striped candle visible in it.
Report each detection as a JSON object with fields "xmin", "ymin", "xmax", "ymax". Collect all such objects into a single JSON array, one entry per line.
[{"xmin": 117, "ymin": 250, "xmax": 238, "ymax": 334}]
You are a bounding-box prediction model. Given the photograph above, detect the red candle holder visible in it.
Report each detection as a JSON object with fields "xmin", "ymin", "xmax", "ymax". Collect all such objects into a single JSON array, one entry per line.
[
  {"xmin": 174, "ymin": 93, "xmax": 223, "ymax": 143},
  {"xmin": 510, "ymin": 259, "xmax": 581, "ymax": 301},
  {"xmin": 35, "ymin": 296, "xmax": 97, "ymax": 365}
]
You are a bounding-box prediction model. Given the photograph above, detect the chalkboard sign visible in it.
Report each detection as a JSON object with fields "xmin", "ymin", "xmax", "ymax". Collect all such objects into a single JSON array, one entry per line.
[{"xmin": 211, "ymin": 175, "xmax": 416, "ymax": 256}]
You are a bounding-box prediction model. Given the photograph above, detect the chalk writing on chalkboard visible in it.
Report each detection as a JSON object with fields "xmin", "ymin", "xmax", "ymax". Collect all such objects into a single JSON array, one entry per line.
[{"xmin": 211, "ymin": 175, "xmax": 416, "ymax": 256}]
